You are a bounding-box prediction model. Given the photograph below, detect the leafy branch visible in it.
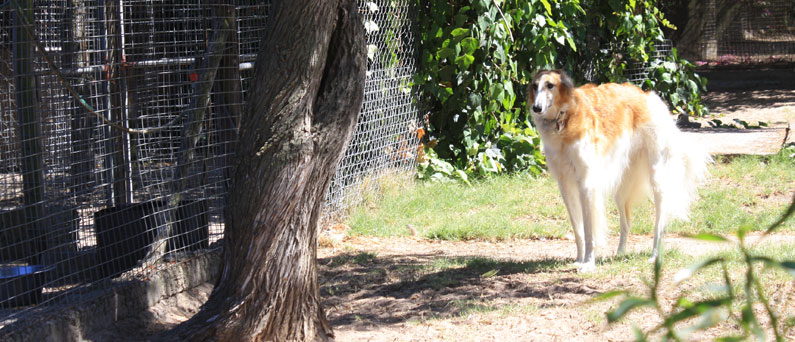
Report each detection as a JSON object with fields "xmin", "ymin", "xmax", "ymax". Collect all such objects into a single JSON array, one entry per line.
[{"xmin": 601, "ymin": 195, "xmax": 795, "ymax": 341}]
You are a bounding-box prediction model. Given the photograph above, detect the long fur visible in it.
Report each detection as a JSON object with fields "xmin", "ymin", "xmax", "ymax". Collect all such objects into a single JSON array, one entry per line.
[{"xmin": 528, "ymin": 70, "xmax": 710, "ymax": 272}]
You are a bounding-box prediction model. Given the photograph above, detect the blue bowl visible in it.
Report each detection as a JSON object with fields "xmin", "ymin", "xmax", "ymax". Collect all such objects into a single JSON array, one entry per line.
[{"xmin": 0, "ymin": 265, "xmax": 53, "ymax": 307}]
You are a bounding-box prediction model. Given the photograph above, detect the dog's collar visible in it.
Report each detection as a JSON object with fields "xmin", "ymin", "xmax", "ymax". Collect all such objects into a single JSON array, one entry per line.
[{"xmin": 540, "ymin": 110, "xmax": 566, "ymax": 133}]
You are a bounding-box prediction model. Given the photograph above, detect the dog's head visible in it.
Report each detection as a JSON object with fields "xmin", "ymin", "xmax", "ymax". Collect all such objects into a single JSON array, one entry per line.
[{"xmin": 528, "ymin": 70, "xmax": 574, "ymax": 119}]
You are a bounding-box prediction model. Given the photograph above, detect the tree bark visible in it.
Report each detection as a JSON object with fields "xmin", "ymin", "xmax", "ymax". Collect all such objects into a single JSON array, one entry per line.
[{"xmin": 166, "ymin": 0, "xmax": 365, "ymax": 341}]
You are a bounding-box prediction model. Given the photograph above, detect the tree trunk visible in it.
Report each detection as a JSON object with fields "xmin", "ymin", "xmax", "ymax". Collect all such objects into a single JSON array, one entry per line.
[{"xmin": 167, "ymin": 0, "xmax": 365, "ymax": 341}]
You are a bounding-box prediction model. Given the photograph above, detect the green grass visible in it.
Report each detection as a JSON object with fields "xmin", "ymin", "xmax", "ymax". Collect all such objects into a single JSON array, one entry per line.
[
  {"xmin": 348, "ymin": 173, "xmax": 570, "ymax": 240},
  {"xmin": 346, "ymin": 151, "xmax": 794, "ymax": 241},
  {"xmin": 690, "ymin": 241, "xmax": 795, "ymax": 285}
]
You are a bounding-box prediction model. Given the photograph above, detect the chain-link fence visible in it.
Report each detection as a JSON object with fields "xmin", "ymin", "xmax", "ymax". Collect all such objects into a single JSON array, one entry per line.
[
  {"xmin": 0, "ymin": 0, "xmax": 419, "ymax": 328},
  {"xmin": 678, "ymin": 0, "xmax": 795, "ymax": 65},
  {"xmin": 326, "ymin": 1, "xmax": 419, "ymax": 215}
]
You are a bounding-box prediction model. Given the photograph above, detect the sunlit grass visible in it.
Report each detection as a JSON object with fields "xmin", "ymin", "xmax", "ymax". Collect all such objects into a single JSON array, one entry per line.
[{"xmin": 346, "ymin": 151, "xmax": 793, "ymax": 241}]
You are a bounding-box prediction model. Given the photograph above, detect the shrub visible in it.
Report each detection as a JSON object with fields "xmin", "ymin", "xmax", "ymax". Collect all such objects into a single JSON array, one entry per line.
[{"xmin": 414, "ymin": 0, "xmax": 708, "ymax": 181}]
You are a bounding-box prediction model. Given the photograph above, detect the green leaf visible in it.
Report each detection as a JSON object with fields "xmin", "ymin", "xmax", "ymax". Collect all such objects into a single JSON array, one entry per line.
[
  {"xmin": 632, "ymin": 325, "xmax": 648, "ymax": 342},
  {"xmin": 460, "ymin": 37, "xmax": 478, "ymax": 54},
  {"xmin": 490, "ymin": 83, "xmax": 505, "ymax": 104},
  {"xmin": 539, "ymin": 0, "xmax": 552, "ymax": 15},
  {"xmin": 737, "ymin": 223, "xmax": 753, "ymax": 241},
  {"xmin": 669, "ymin": 93, "xmax": 680, "ymax": 105},
  {"xmin": 451, "ymin": 28, "xmax": 470, "ymax": 38},
  {"xmin": 436, "ymin": 47, "xmax": 456, "ymax": 60},
  {"xmin": 566, "ymin": 35, "xmax": 577, "ymax": 52},
  {"xmin": 455, "ymin": 54, "xmax": 475, "ymax": 69},
  {"xmin": 592, "ymin": 290, "xmax": 628, "ymax": 302},
  {"xmin": 664, "ymin": 297, "xmax": 732, "ymax": 325},
  {"xmin": 502, "ymin": 81, "xmax": 515, "ymax": 110},
  {"xmin": 741, "ymin": 304, "xmax": 765, "ymax": 341},
  {"xmin": 678, "ymin": 308, "xmax": 725, "ymax": 338},
  {"xmin": 673, "ymin": 257, "xmax": 725, "ymax": 283},
  {"xmin": 468, "ymin": 93, "xmax": 482, "ymax": 110},
  {"xmin": 606, "ymin": 297, "xmax": 654, "ymax": 323},
  {"xmin": 774, "ymin": 260, "xmax": 795, "ymax": 277},
  {"xmin": 454, "ymin": 169, "xmax": 471, "ymax": 186},
  {"xmin": 716, "ymin": 337, "xmax": 746, "ymax": 342},
  {"xmin": 481, "ymin": 269, "xmax": 499, "ymax": 278},
  {"xmin": 494, "ymin": 45, "xmax": 506, "ymax": 64},
  {"xmin": 685, "ymin": 233, "xmax": 729, "ymax": 242},
  {"xmin": 765, "ymin": 195, "xmax": 795, "ymax": 235}
]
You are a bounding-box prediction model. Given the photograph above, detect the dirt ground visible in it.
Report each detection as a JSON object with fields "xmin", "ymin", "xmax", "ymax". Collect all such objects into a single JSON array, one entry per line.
[
  {"xmin": 95, "ymin": 233, "xmax": 795, "ymax": 342},
  {"xmin": 324, "ymin": 233, "xmax": 795, "ymax": 342},
  {"xmin": 86, "ymin": 70, "xmax": 795, "ymax": 341},
  {"xmin": 695, "ymin": 68, "xmax": 795, "ymax": 129}
]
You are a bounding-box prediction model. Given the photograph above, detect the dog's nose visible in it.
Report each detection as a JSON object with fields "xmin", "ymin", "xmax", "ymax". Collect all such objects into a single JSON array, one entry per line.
[{"xmin": 532, "ymin": 105, "xmax": 542, "ymax": 113}]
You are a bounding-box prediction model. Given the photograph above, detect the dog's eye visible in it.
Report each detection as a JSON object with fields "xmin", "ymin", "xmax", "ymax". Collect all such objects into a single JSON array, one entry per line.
[
  {"xmin": 547, "ymin": 83, "xmax": 555, "ymax": 89},
  {"xmin": 531, "ymin": 82, "xmax": 538, "ymax": 90}
]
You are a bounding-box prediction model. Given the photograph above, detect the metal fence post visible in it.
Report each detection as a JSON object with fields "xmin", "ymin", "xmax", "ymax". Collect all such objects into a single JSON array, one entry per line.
[{"xmin": 12, "ymin": 0, "xmax": 46, "ymax": 265}]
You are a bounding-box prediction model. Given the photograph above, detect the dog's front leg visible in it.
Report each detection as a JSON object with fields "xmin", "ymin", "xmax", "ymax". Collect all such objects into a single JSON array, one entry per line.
[
  {"xmin": 578, "ymin": 185, "xmax": 606, "ymax": 273},
  {"xmin": 556, "ymin": 177, "xmax": 584, "ymax": 264}
]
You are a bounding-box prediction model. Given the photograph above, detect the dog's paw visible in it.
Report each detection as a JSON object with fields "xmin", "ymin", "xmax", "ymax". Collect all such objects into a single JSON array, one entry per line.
[{"xmin": 577, "ymin": 261, "xmax": 596, "ymax": 273}]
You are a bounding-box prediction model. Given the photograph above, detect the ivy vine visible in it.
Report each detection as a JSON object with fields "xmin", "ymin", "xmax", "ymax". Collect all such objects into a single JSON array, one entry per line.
[{"xmin": 414, "ymin": 0, "xmax": 709, "ymax": 181}]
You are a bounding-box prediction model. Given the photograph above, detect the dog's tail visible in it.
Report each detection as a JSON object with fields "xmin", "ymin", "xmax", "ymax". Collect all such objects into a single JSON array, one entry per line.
[{"xmin": 646, "ymin": 93, "xmax": 712, "ymax": 221}]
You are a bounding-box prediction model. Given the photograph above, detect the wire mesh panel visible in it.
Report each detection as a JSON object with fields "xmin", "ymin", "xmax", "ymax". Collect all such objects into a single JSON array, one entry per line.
[
  {"xmin": 693, "ymin": 0, "xmax": 795, "ymax": 65},
  {"xmin": 0, "ymin": 0, "xmax": 420, "ymax": 330},
  {"xmin": 325, "ymin": 0, "xmax": 421, "ymax": 215},
  {"xmin": 626, "ymin": 39, "xmax": 674, "ymax": 85},
  {"xmin": 0, "ymin": 0, "xmax": 243, "ymax": 327}
]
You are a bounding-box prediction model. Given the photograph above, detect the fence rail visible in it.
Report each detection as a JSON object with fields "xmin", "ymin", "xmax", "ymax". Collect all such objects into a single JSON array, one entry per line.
[{"xmin": 0, "ymin": 0, "xmax": 419, "ymax": 328}]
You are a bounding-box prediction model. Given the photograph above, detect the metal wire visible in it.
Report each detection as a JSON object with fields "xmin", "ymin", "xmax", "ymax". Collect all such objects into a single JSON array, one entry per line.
[
  {"xmin": 699, "ymin": 0, "xmax": 795, "ymax": 64},
  {"xmin": 626, "ymin": 39, "xmax": 674, "ymax": 85},
  {"xmin": 324, "ymin": 0, "xmax": 420, "ymax": 216},
  {"xmin": 0, "ymin": 0, "xmax": 420, "ymax": 329}
]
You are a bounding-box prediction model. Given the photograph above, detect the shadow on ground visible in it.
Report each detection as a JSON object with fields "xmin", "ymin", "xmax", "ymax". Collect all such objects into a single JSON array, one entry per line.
[{"xmin": 318, "ymin": 252, "xmax": 634, "ymax": 328}]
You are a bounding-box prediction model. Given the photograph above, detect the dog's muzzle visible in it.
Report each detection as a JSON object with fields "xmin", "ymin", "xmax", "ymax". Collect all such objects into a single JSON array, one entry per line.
[{"xmin": 532, "ymin": 105, "xmax": 542, "ymax": 113}]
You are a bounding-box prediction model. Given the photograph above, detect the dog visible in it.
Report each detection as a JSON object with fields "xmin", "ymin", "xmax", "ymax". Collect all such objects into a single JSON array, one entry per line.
[{"xmin": 528, "ymin": 70, "xmax": 710, "ymax": 272}]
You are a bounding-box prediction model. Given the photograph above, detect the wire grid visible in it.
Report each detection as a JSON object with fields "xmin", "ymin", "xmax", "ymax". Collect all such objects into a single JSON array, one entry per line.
[
  {"xmin": 0, "ymin": 0, "xmax": 252, "ymax": 326},
  {"xmin": 0, "ymin": 0, "xmax": 419, "ymax": 329},
  {"xmin": 700, "ymin": 0, "xmax": 795, "ymax": 64},
  {"xmin": 324, "ymin": 0, "xmax": 421, "ymax": 216},
  {"xmin": 625, "ymin": 39, "xmax": 674, "ymax": 85}
]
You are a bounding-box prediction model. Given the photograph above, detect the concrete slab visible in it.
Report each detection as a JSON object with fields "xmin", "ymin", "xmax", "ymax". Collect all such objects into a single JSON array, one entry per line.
[{"xmin": 683, "ymin": 127, "xmax": 789, "ymax": 155}]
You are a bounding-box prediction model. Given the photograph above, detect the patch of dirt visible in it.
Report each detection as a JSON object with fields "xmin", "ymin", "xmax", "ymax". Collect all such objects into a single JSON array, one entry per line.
[
  {"xmin": 698, "ymin": 89, "xmax": 795, "ymax": 129},
  {"xmin": 94, "ymin": 232, "xmax": 794, "ymax": 342},
  {"xmin": 323, "ymin": 233, "xmax": 795, "ymax": 342},
  {"xmin": 82, "ymin": 282, "xmax": 213, "ymax": 341}
]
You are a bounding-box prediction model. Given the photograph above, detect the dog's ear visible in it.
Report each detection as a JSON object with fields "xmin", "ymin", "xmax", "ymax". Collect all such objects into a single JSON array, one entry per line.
[
  {"xmin": 555, "ymin": 69, "xmax": 574, "ymax": 90},
  {"xmin": 527, "ymin": 72, "xmax": 540, "ymax": 109},
  {"xmin": 555, "ymin": 70, "xmax": 574, "ymax": 100}
]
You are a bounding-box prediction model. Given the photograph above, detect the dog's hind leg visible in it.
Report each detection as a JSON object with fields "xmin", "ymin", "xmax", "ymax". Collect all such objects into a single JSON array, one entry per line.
[
  {"xmin": 649, "ymin": 154, "xmax": 676, "ymax": 263},
  {"xmin": 615, "ymin": 199, "xmax": 631, "ymax": 255},
  {"xmin": 650, "ymin": 190, "xmax": 670, "ymax": 263},
  {"xmin": 614, "ymin": 160, "xmax": 650, "ymax": 256}
]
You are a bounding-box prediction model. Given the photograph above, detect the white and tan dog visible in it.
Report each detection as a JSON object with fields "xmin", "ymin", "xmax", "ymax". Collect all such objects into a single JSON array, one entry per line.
[{"xmin": 528, "ymin": 70, "xmax": 710, "ymax": 272}]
